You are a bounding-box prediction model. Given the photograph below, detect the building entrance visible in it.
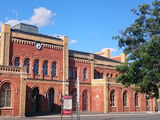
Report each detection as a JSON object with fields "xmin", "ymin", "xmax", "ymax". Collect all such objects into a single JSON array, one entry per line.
[
  {"xmin": 146, "ymin": 96, "xmax": 150, "ymax": 111},
  {"xmin": 48, "ymin": 88, "xmax": 55, "ymax": 112},
  {"xmin": 32, "ymin": 87, "xmax": 40, "ymax": 112},
  {"xmin": 82, "ymin": 90, "xmax": 88, "ymax": 111}
]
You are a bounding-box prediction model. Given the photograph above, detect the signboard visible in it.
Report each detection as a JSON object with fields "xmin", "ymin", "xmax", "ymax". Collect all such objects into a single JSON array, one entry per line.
[{"xmin": 61, "ymin": 96, "xmax": 72, "ymax": 115}]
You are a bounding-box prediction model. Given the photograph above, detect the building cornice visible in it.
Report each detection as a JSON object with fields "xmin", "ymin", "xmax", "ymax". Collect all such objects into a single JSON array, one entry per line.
[
  {"xmin": 12, "ymin": 38, "xmax": 63, "ymax": 50},
  {"xmin": 11, "ymin": 31, "xmax": 63, "ymax": 46}
]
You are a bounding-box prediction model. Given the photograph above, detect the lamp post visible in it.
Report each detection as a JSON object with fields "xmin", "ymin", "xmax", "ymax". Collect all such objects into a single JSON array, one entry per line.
[{"xmin": 77, "ymin": 77, "xmax": 80, "ymax": 120}]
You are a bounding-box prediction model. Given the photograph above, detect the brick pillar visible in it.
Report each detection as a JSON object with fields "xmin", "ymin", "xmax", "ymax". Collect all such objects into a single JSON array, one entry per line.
[
  {"xmin": 19, "ymin": 67, "xmax": 27, "ymax": 116},
  {"xmin": 89, "ymin": 54, "xmax": 94, "ymax": 80},
  {"xmin": 20, "ymin": 57, "xmax": 23, "ymax": 67},
  {"xmin": 0, "ymin": 24, "xmax": 11, "ymax": 66},
  {"xmin": 39, "ymin": 60, "xmax": 43, "ymax": 79},
  {"xmin": 48, "ymin": 62, "xmax": 52, "ymax": 79},
  {"xmin": 30, "ymin": 59, "xmax": 34, "ymax": 78},
  {"xmin": 61, "ymin": 36, "xmax": 69, "ymax": 95},
  {"xmin": 118, "ymin": 89, "xmax": 123, "ymax": 112},
  {"xmin": 103, "ymin": 74, "xmax": 109, "ymax": 113}
]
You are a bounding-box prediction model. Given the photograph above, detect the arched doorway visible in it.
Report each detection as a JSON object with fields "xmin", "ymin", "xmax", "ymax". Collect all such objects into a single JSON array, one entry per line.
[
  {"xmin": 71, "ymin": 89, "xmax": 77, "ymax": 111},
  {"xmin": 48, "ymin": 88, "xmax": 55, "ymax": 112},
  {"xmin": 32, "ymin": 87, "xmax": 40, "ymax": 112},
  {"xmin": 82, "ymin": 90, "xmax": 88, "ymax": 111}
]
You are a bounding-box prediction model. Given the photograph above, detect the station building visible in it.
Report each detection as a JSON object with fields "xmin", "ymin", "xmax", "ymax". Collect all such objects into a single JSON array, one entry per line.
[{"xmin": 0, "ymin": 23, "xmax": 156, "ymax": 116}]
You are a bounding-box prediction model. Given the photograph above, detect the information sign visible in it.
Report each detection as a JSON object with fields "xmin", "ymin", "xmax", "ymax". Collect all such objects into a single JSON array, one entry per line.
[{"xmin": 61, "ymin": 96, "xmax": 72, "ymax": 115}]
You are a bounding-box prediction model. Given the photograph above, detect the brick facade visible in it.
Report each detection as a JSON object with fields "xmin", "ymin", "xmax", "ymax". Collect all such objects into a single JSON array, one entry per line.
[{"xmin": 0, "ymin": 23, "xmax": 156, "ymax": 116}]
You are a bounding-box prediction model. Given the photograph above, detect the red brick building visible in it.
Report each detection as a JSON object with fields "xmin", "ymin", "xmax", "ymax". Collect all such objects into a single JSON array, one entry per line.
[{"xmin": 0, "ymin": 23, "xmax": 156, "ymax": 116}]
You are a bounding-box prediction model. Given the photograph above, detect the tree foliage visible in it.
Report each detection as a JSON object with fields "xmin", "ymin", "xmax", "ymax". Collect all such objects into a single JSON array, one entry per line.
[{"xmin": 113, "ymin": 0, "xmax": 160, "ymax": 98}]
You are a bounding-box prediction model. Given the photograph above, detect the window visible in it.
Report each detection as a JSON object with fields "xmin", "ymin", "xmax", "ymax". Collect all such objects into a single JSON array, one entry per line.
[
  {"xmin": 52, "ymin": 62, "xmax": 56, "ymax": 76},
  {"xmin": 14, "ymin": 57, "xmax": 20, "ymax": 66},
  {"xmin": 100, "ymin": 73, "xmax": 103, "ymax": 79},
  {"xmin": 24, "ymin": 58, "xmax": 30, "ymax": 73},
  {"xmin": 43, "ymin": 61, "xmax": 48, "ymax": 76},
  {"xmin": 94, "ymin": 70, "xmax": 103, "ymax": 79},
  {"xmin": 110, "ymin": 90, "xmax": 115, "ymax": 106},
  {"xmin": 34, "ymin": 59, "xmax": 39, "ymax": 75},
  {"xmin": 83, "ymin": 68, "xmax": 87, "ymax": 80},
  {"xmin": 1, "ymin": 84, "xmax": 11, "ymax": 107},
  {"xmin": 123, "ymin": 91, "xmax": 127, "ymax": 106},
  {"xmin": 135, "ymin": 93, "xmax": 139, "ymax": 107},
  {"xmin": 106, "ymin": 73, "xmax": 109, "ymax": 77},
  {"xmin": 73, "ymin": 68, "xmax": 77, "ymax": 79},
  {"xmin": 69, "ymin": 67, "xmax": 72, "ymax": 79},
  {"xmin": 69, "ymin": 67, "xmax": 77, "ymax": 79},
  {"xmin": 110, "ymin": 74, "xmax": 113, "ymax": 78}
]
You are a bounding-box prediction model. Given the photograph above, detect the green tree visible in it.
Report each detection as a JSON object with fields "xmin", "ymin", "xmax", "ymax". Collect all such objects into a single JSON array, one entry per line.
[{"xmin": 113, "ymin": 0, "xmax": 160, "ymax": 98}]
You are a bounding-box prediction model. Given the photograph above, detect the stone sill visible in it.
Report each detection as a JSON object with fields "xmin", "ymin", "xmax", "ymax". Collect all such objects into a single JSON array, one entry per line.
[
  {"xmin": 136, "ymin": 106, "xmax": 140, "ymax": 108},
  {"xmin": 110, "ymin": 106, "xmax": 117, "ymax": 108},
  {"xmin": 123, "ymin": 106, "xmax": 129, "ymax": 108},
  {"xmin": 0, "ymin": 107, "xmax": 13, "ymax": 110}
]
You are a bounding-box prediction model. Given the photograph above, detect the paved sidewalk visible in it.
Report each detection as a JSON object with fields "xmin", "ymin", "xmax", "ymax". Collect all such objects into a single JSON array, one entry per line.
[{"xmin": 0, "ymin": 112, "xmax": 160, "ymax": 120}]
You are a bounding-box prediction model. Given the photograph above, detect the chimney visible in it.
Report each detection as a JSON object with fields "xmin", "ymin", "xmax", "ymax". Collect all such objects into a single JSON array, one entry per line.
[
  {"xmin": 121, "ymin": 53, "xmax": 126, "ymax": 63},
  {"xmin": 103, "ymin": 49, "xmax": 110, "ymax": 58}
]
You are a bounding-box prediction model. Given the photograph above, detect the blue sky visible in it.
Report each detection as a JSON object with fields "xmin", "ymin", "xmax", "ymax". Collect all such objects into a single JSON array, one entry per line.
[{"xmin": 0, "ymin": 0, "xmax": 153, "ymax": 56}]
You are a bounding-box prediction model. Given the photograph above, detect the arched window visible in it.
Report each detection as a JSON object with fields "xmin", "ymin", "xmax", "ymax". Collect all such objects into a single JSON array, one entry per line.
[
  {"xmin": 83, "ymin": 68, "xmax": 87, "ymax": 80},
  {"xmin": 52, "ymin": 62, "xmax": 56, "ymax": 76},
  {"xmin": 110, "ymin": 74, "xmax": 113, "ymax": 78},
  {"xmin": 24, "ymin": 58, "xmax": 30, "ymax": 73},
  {"xmin": 34, "ymin": 59, "xmax": 39, "ymax": 75},
  {"xmin": 69, "ymin": 67, "xmax": 72, "ymax": 79},
  {"xmin": 73, "ymin": 68, "xmax": 77, "ymax": 79},
  {"xmin": 14, "ymin": 57, "xmax": 20, "ymax": 66},
  {"xmin": 94, "ymin": 69, "xmax": 103, "ymax": 79},
  {"xmin": 100, "ymin": 73, "xmax": 103, "ymax": 79},
  {"xmin": 1, "ymin": 84, "xmax": 11, "ymax": 107},
  {"xmin": 43, "ymin": 61, "xmax": 48, "ymax": 75},
  {"xmin": 106, "ymin": 73, "xmax": 109, "ymax": 77},
  {"xmin": 135, "ymin": 92, "xmax": 139, "ymax": 107},
  {"xmin": 110, "ymin": 90, "xmax": 115, "ymax": 106},
  {"xmin": 123, "ymin": 91, "xmax": 127, "ymax": 106}
]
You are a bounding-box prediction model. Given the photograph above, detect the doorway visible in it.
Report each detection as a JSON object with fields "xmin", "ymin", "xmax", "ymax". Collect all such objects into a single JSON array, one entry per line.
[
  {"xmin": 48, "ymin": 88, "xmax": 55, "ymax": 112},
  {"xmin": 146, "ymin": 96, "xmax": 150, "ymax": 111},
  {"xmin": 82, "ymin": 90, "xmax": 88, "ymax": 111},
  {"xmin": 32, "ymin": 87, "xmax": 40, "ymax": 112}
]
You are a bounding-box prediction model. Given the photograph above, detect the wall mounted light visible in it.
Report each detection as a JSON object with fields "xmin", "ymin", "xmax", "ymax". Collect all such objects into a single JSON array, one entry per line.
[{"xmin": 44, "ymin": 92, "xmax": 47, "ymax": 100}]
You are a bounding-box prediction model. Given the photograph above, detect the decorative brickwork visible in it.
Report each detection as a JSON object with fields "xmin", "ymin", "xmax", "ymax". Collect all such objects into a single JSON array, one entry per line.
[{"xmin": 0, "ymin": 24, "xmax": 156, "ymax": 116}]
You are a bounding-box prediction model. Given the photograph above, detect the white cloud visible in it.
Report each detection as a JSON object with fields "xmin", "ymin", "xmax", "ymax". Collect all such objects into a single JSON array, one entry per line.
[
  {"xmin": 101, "ymin": 48, "xmax": 117, "ymax": 53},
  {"xmin": 70, "ymin": 39, "xmax": 78, "ymax": 44},
  {"xmin": 0, "ymin": 21, "xmax": 3, "ymax": 26},
  {"xmin": 2, "ymin": 7, "xmax": 56, "ymax": 27},
  {"xmin": 6, "ymin": 19, "xmax": 22, "ymax": 26},
  {"xmin": 0, "ymin": 21, "xmax": 3, "ymax": 31},
  {"xmin": 29, "ymin": 7, "xmax": 55, "ymax": 27}
]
